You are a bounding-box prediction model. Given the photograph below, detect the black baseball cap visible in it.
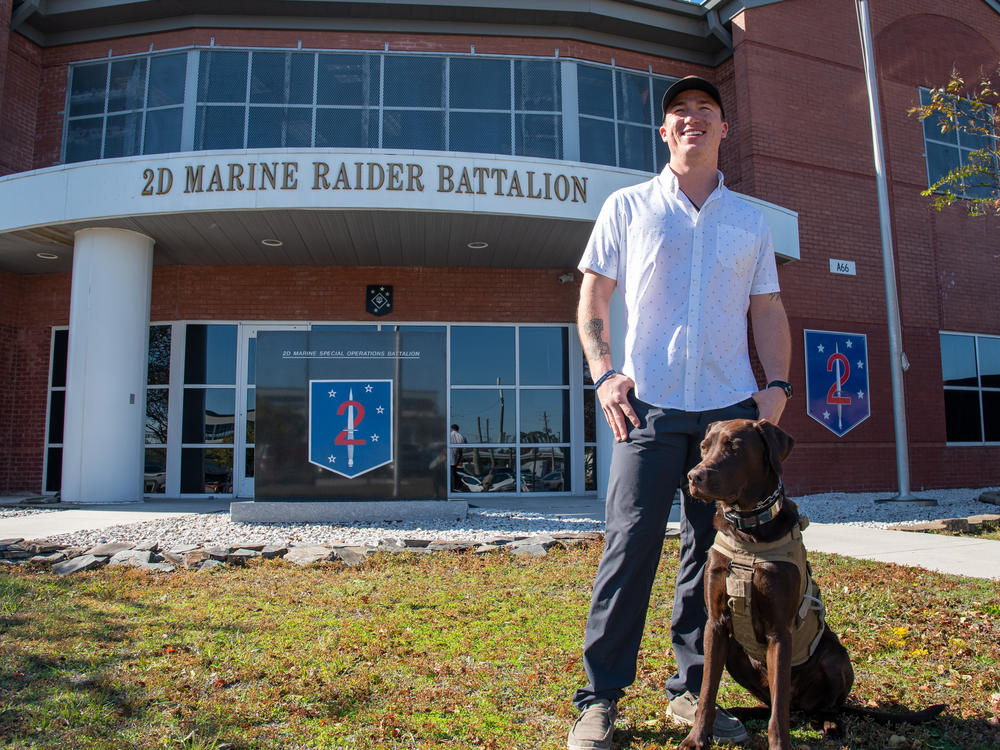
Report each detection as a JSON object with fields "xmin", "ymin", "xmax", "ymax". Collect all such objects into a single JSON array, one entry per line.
[{"xmin": 661, "ymin": 76, "xmax": 726, "ymax": 120}]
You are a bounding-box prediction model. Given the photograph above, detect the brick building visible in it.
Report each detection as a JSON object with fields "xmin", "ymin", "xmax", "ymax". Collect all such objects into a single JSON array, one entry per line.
[{"xmin": 0, "ymin": 0, "xmax": 998, "ymax": 503}]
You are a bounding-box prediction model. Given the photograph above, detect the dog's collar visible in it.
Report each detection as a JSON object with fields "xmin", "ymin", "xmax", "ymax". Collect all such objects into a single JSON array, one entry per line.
[{"xmin": 723, "ymin": 480, "xmax": 784, "ymax": 530}]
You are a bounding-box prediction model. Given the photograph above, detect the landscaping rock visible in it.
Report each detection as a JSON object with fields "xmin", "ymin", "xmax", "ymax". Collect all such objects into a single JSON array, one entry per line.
[
  {"xmin": 260, "ymin": 545, "xmax": 287, "ymax": 559},
  {"xmin": 181, "ymin": 549, "xmax": 213, "ymax": 569},
  {"xmin": 284, "ymin": 545, "xmax": 335, "ymax": 565},
  {"xmin": 28, "ymin": 552, "xmax": 68, "ymax": 566},
  {"xmin": 199, "ymin": 559, "xmax": 226, "ymax": 572},
  {"xmin": 475, "ymin": 544, "xmax": 502, "ymax": 554},
  {"xmin": 85, "ymin": 542, "xmax": 134, "ymax": 557},
  {"xmin": 0, "ymin": 538, "xmax": 24, "ymax": 551},
  {"xmin": 978, "ymin": 490, "xmax": 1000, "ymax": 506},
  {"xmin": 109, "ymin": 549, "xmax": 152, "ymax": 567},
  {"xmin": 53, "ymin": 554, "xmax": 107, "ymax": 575},
  {"xmin": 133, "ymin": 540, "xmax": 159, "ymax": 551},
  {"xmin": 227, "ymin": 549, "xmax": 260, "ymax": 565},
  {"xmin": 136, "ymin": 561, "xmax": 175, "ymax": 573},
  {"xmin": 331, "ymin": 546, "xmax": 367, "ymax": 566}
]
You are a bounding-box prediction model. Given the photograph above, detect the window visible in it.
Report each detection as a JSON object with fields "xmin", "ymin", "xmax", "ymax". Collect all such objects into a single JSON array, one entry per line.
[
  {"xmin": 449, "ymin": 325, "xmax": 578, "ymax": 493},
  {"xmin": 919, "ymin": 87, "xmax": 997, "ymax": 200},
  {"xmin": 64, "ymin": 53, "xmax": 187, "ymax": 161},
  {"xmin": 65, "ymin": 48, "xmax": 677, "ymax": 172},
  {"xmin": 940, "ymin": 332, "xmax": 1000, "ymax": 443},
  {"xmin": 44, "ymin": 329, "xmax": 69, "ymax": 493}
]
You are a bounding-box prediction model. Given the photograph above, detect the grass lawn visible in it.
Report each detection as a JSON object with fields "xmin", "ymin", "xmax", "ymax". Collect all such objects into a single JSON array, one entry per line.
[{"xmin": 1, "ymin": 540, "xmax": 998, "ymax": 749}]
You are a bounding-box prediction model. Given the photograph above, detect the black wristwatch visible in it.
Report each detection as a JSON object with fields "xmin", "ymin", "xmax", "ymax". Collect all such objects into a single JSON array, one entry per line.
[{"xmin": 766, "ymin": 380, "xmax": 794, "ymax": 399}]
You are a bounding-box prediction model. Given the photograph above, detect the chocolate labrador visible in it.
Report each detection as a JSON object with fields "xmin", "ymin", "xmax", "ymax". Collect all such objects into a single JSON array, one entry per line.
[{"xmin": 679, "ymin": 418, "xmax": 942, "ymax": 750}]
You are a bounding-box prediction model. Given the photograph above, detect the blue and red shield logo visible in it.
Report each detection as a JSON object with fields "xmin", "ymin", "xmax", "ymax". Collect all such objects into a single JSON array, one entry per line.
[
  {"xmin": 804, "ymin": 330, "xmax": 871, "ymax": 437},
  {"xmin": 308, "ymin": 380, "xmax": 393, "ymax": 478}
]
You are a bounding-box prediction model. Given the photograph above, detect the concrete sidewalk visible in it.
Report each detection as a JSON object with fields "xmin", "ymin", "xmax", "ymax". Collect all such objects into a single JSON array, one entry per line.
[{"xmin": 2, "ymin": 496, "xmax": 998, "ymax": 581}]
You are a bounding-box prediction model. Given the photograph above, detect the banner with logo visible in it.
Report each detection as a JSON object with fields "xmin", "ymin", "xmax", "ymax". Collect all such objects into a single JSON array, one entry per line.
[{"xmin": 804, "ymin": 329, "xmax": 871, "ymax": 437}]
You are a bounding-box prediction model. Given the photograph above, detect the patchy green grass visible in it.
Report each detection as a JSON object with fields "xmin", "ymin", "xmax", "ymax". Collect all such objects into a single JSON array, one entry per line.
[
  {"xmin": 1, "ymin": 542, "xmax": 998, "ymax": 749},
  {"xmin": 918, "ymin": 520, "xmax": 1000, "ymax": 541}
]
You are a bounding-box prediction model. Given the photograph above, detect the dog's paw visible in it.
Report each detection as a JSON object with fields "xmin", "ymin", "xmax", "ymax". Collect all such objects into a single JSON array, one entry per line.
[{"xmin": 679, "ymin": 732, "xmax": 712, "ymax": 750}]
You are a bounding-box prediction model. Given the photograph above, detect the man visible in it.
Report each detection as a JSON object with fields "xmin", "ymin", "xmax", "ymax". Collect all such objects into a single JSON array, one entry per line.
[
  {"xmin": 568, "ymin": 76, "xmax": 792, "ymax": 750},
  {"xmin": 449, "ymin": 423, "xmax": 467, "ymax": 491}
]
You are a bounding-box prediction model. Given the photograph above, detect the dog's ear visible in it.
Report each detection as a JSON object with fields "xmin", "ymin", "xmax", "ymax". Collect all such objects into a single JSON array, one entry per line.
[{"xmin": 755, "ymin": 420, "xmax": 795, "ymax": 476}]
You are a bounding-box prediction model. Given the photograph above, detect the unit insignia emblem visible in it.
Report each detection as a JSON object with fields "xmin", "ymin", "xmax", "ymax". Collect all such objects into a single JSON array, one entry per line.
[{"xmin": 308, "ymin": 379, "xmax": 393, "ymax": 477}]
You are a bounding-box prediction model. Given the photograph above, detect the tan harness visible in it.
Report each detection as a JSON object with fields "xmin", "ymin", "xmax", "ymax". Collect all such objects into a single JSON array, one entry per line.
[{"xmin": 710, "ymin": 517, "xmax": 827, "ymax": 667}]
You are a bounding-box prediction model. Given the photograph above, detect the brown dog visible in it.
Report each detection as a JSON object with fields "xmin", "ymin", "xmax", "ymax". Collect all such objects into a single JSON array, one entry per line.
[{"xmin": 679, "ymin": 418, "xmax": 940, "ymax": 750}]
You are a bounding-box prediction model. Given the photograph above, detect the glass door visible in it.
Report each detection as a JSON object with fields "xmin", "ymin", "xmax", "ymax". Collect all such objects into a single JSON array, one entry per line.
[{"xmin": 234, "ymin": 323, "xmax": 308, "ymax": 498}]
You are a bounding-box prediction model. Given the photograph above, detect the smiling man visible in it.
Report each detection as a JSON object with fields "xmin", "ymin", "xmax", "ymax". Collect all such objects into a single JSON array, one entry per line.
[{"xmin": 568, "ymin": 76, "xmax": 792, "ymax": 749}]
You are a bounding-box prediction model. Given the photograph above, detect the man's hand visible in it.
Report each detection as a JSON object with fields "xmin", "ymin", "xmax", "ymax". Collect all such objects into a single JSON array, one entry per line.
[
  {"xmin": 752, "ymin": 386, "xmax": 787, "ymax": 424},
  {"xmin": 597, "ymin": 373, "xmax": 640, "ymax": 441}
]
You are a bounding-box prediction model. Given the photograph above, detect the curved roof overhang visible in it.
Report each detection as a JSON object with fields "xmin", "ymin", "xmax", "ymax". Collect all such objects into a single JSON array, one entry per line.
[
  {"xmin": 0, "ymin": 149, "xmax": 799, "ymax": 274},
  {"xmin": 11, "ymin": 0, "xmax": 736, "ymax": 66}
]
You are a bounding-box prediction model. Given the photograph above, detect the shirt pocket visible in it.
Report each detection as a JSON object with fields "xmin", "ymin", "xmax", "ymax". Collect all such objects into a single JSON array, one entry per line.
[{"xmin": 715, "ymin": 224, "xmax": 756, "ymax": 278}]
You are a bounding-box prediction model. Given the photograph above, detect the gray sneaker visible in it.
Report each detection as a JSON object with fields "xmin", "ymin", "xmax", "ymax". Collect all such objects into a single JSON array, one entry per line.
[
  {"xmin": 567, "ymin": 698, "xmax": 617, "ymax": 750},
  {"xmin": 667, "ymin": 691, "xmax": 749, "ymax": 745}
]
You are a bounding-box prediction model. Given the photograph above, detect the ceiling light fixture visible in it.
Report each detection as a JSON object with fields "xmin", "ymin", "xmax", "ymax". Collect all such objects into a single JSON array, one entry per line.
[
  {"xmin": 36, "ymin": 252, "xmax": 59, "ymax": 260},
  {"xmin": 261, "ymin": 238, "xmax": 283, "ymax": 247},
  {"xmin": 467, "ymin": 241, "xmax": 489, "ymax": 250}
]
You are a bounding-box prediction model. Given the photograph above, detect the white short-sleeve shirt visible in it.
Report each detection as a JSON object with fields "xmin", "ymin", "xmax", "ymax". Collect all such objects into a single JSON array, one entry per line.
[{"xmin": 579, "ymin": 167, "xmax": 780, "ymax": 412}]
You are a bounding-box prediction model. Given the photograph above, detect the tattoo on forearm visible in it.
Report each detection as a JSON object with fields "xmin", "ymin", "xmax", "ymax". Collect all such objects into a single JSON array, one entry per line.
[
  {"xmin": 584, "ymin": 318, "xmax": 611, "ymax": 358},
  {"xmin": 768, "ymin": 292, "xmax": 781, "ymax": 302}
]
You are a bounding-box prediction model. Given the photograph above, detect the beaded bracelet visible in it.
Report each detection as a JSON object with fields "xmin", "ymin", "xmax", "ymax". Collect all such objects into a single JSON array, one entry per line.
[{"xmin": 593, "ymin": 368, "xmax": 618, "ymax": 389}]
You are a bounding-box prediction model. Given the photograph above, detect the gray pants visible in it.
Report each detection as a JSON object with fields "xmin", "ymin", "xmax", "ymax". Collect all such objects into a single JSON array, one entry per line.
[{"xmin": 573, "ymin": 394, "xmax": 759, "ymax": 709}]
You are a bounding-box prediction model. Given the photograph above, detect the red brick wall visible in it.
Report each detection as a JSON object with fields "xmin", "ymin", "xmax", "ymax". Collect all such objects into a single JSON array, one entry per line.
[
  {"xmin": 0, "ymin": 4, "xmax": 42, "ymax": 176},
  {"xmin": 735, "ymin": 0, "xmax": 1000, "ymax": 494}
]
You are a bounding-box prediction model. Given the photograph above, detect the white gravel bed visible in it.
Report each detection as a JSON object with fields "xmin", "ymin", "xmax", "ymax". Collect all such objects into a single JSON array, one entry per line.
[
  {"xmin": 42, "ymin": 508, "xmax": 606, "ymax": 549},
  {"xmin": 0, "ymin": 507, "xmax": 60, "ymax": 519},
  {"xmin": 28, "ymin": 487, "xmax": 1000, "ymax": 550}
]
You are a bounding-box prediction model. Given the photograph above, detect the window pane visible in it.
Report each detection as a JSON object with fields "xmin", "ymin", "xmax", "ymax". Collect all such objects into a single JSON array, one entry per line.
[
  {"xmin": 520, "ymin": 447, "xmax": 567, "ymax": 492},
  {"xmin": 107, "ymin": 58, "xmax": 147, "ymax": 112},
  {"xmin": 181, "ymin": 448, "xmax": 233, "ymax": 494},
  {"xmin": 315, "ymin": 108, "xmax": 378, "ymax": 148},
  {"xmin": 450, "ymin": 58, "xmax": 510, "ymax": 110},
  {"xmin": 247, "ymin": 106, "xmax": 312, "ymax": 148},
  {"xmin": 961, "ymin": 150, "xmax": 997, "ymax": 199},
  {"xmin": 69, "ymin": 63, "xmax": 107, "ymax": 117},
  {"xmin": 195, "ymin": 105, "xmax": 245, "ymax": 150},
  {"xmin": 619, "ymin": 122, "xmax": 653, "ymax": 171},
  {"xmin": 317, "ymin": 53, "xmax": 379, "ymax": 106},
  {"xmin": 103, "ymin": 112, "xmax": 143, "ymax": 158},
  {"xmin": 147, "ymin": 326, "xmax": 171, "ymax": 385},
  {"xmin": 584, "ymin": 445, "xmax": 597, "ymax": 491},
  {"xmin": 48, "ymin": 390, "xmax": 65, "ymax": 444},
  {"xmin": 182, "ymin": 388, "xmax": 236, "ymax": 444},
  {"xmin": 250, "ymin": 51, "xmax": 314, "ymax": 105},
  {"xmin": 983, "ymin": 391, "xmax": 1000, "ymax": 442},
  {"xmin": 454, "ymin": 447, "xmax": 514, "ymax": 492},
  {"xmin": 957, "ymin": 98, "xmax": 992, "ymax": 152},
  {"xmin": 516, "ymin": 60, "xmax": 560, "ymax": 112},
  {"xmin": 143, "ymin": 107, "xmax": 183, "ymax": 154},
  {"xmin": 584, "ymin": 389, "xmax": 596, "ymax": 442},
  {"xmin": 519, "ymin": 327, "xmax": 568, "ymax": 385},
  {"xmin": 979, "ymin": 337, "xmax": 1000, "ymax": 388},
  {"xmin": 184, "ymin": 324, "xmax": 237, "ymax": 384},
  {"xmin": 46, "ymin": 447, "xmax": 62, "ymax": 493},
  {"xmin": 579, "ymin": 117, "xmax": 616, "ymax": 166},
  {"xmin": 943, "ymin": 389, "xmax": 982, "ymax": 442},
  {"xmin": 520, "ymin": 389, "xmax": 570, "ymax": 442},
  {"xmin": 384, "ymin": 55, "xmax": 442, "ymax": 107},
  {"xmin": 383, "ymin": 109, "xmax": 444, "ymax": 150},
  {"xmin": 651, "ymin": 77, "xmax": 676, "ymax": 126},
  {"xmin": 920, "ymin": 87, "xmax": 955, "ymax": 145},
  {"xmin": 516, "ymin": 113, "xmax": 561, "ymax": 159},
  {"xmin": 940, "ymin": 334, "xmax": 978, "ymax": 386},
  {"xmin": 451, "ymin": 326, "xmax": 515, "ymax": 385},
  {"xmin": 51, "ymin": 329, "xmax": 69, "ymax": 388},
  {"xmin": 577, "ymin": 65, "xmax": 613, "ymax": 118},
  {"xmin": 198, "ymin": 50, "xmax": 248, "ymax": 103},
  {"xmin": 617, "ymin": 70, "xmax": 650, "ymax": 124},
  {"xmin": 450, "ymin": 111, "xmax": 511, "ymax": 155},
  {"xmin": 145, "ymin": 388, "xmax": 168, "ymax": 444},
  {"xmin": 926, "ymin": 141, "xmax": 960, "ymax": 187},
  {"xmin": 148, "ymin": 53, "xmax": 186, "ymax": 107},
  {"xmin": 144, "ymin": 448, "xmax": 167, "ymax": 494},
  {"xmin": 65, "ymin": 117, "xmax": 103, "ymax": 163},
  {"xmin": 450, "ymin": 389, "xmax": 515, "ymax": 444},
  {"xmin": 247, "ymin": 389, "xmax": 256, "ymax": 444}
]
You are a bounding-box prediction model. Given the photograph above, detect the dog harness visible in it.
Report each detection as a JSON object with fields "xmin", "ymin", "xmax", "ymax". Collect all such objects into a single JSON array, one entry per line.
[{"xmin": 710, "ymin": 516, "xmax": 827, "ymax": 667}]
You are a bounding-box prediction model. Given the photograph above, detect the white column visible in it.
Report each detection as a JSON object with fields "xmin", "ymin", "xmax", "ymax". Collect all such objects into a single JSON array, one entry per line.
[
  {"xmin": 596, "ymin": 289, "xmax": 626, "ymax": 501},
  {"xmin": 62, "ymin": 228, "xmax": 154, "ymax": 504}
]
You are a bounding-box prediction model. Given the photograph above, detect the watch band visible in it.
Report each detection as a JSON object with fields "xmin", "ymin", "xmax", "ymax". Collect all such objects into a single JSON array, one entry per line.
[{"xmin": 766, "ymin": 380, "xmax": 793, "ymax": 399}]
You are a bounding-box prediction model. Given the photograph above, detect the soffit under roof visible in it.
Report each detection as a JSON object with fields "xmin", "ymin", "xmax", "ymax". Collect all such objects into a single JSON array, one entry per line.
[{"xmin": 10, "ymin": 0, "xmax": 733, "ymax": 65}]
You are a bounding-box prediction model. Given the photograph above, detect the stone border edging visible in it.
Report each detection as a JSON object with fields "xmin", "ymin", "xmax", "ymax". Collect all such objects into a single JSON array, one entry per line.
[
  {"xmin": 887, "ymin": 513, "xmax": 1000, "ymax": 534},
  {"xmin": 0, "ymin": 532, "xmax": 605, "ymax": 575}
]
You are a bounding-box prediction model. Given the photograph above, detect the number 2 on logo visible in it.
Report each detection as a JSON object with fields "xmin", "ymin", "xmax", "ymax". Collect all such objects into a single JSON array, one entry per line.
[
  {"xmin": 335, "ymin": 400, "xmax": 365, "ymax": 445},
  {"xmin": 826, "ymin": 353, "xmax": 851, "ymax": 405}
]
